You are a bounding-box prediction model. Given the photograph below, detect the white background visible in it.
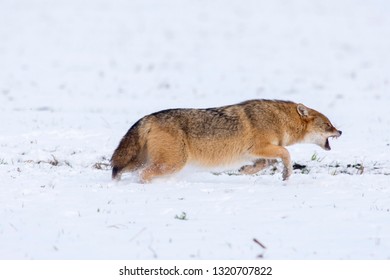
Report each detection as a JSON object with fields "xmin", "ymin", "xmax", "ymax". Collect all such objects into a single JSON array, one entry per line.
[{"xmin": 1, "ymin": 0, "xmax": 390, "ymax": 260}]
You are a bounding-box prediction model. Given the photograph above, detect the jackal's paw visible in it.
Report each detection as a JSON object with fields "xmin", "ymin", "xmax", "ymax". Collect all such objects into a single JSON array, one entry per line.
[
  {"xmin": 139, "ymin": 173, "xmax": 152, "ymax": 184},
  {"xmin": 282, "ymin": 167, "xmax": 292, "ymax": 181}
]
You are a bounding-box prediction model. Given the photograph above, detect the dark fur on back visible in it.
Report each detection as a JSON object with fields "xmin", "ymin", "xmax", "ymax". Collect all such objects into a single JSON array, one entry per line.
[{"xmin": 150, "ymin": 107, "xmax": 243, "ymax": 138}]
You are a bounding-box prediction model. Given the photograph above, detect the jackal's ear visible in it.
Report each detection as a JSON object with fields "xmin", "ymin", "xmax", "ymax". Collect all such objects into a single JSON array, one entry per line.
[{"xmin": 297, "ymin": 104, "xmax": 309, "ymax": 118}]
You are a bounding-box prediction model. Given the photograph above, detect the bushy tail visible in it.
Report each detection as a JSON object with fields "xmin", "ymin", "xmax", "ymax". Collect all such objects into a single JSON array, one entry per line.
[{"xmin": 111, "ymin": 120, "xmax": 144, "ymax": 180}]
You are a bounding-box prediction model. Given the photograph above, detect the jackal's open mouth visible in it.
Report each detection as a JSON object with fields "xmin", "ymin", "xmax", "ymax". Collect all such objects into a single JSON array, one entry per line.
[
  {"xmin": 325, "ymin": 138, "xmax": 331, "ymax": 150},
  {"xmin": 325, "ymin": 134, "xmax": 341, "ymax": 151}
]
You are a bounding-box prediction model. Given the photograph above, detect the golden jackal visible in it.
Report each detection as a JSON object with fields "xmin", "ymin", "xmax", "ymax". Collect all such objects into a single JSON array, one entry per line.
[{"xmin": 111, "ymin": 99, "xmax": 342, "ymax": 182}]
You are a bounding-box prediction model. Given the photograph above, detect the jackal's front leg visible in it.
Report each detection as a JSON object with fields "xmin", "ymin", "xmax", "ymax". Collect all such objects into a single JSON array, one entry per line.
[
  {"xmin": 250, "ymin": 145, "xmax": 292, "ymax": 180},
  {"xmin": 239, "ymin": 159, "xmax": 277, "ymax": 175}
]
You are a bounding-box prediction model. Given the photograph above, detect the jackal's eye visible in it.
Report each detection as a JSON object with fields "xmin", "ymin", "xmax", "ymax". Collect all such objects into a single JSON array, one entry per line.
[{"xmin": 325, "ymin": 123, "xmax": 333, "ymax": 130}]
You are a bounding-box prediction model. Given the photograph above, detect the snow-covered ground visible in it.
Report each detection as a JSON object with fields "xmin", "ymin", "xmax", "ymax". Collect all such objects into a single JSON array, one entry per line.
[{"xmin": 1, "ymin": 0, "xmax": 389, "ymax": 259}]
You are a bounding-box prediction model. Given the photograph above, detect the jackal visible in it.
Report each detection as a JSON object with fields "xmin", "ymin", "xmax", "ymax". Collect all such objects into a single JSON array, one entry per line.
[{"xmin": 111, "ymin": 99, "xmax": 342, "ymax": 182}]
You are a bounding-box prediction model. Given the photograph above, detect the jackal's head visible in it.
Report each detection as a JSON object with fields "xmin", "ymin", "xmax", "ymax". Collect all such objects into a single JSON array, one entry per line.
[{"xmin": 297, "ymin": 104, "xmax": 342, "ymax": 150}]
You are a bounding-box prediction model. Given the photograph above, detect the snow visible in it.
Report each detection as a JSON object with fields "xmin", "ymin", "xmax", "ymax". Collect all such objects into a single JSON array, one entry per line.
[{"xmin": 1, "ymin": 0, "xmax": 390, "ymax": 259}]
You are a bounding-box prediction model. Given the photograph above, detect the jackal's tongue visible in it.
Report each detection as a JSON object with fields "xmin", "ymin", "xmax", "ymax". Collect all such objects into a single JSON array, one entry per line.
[{"xmin": 325, "ymin": 138, "xmax": 331, "ymax": 150}]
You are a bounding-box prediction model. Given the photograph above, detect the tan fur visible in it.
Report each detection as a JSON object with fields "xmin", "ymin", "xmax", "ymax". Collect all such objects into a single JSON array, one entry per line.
[{"xmin": 111, "ymin": 99, "xmax": 342, "ymax": 182}]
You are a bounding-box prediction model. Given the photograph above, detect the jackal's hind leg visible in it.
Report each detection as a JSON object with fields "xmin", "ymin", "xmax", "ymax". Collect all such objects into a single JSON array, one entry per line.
[
  {"xmin": 239, "ymin": 159, "xmax": 277, "ymax": 175},
  {"xmin": 138, "ymin": 130, "xmax": 187, "ymax": 183}
]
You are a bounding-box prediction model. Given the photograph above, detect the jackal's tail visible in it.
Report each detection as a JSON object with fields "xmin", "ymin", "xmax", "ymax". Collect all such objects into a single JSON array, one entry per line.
[{"xmin": 111, "ymin": 120, "xmax": 145, "ymax": 180}]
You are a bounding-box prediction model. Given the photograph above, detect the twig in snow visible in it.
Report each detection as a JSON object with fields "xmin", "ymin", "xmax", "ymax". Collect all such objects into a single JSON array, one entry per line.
[{"xmin": 253, "ymin": 238, "xmax": 267, "ymax": 249}]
